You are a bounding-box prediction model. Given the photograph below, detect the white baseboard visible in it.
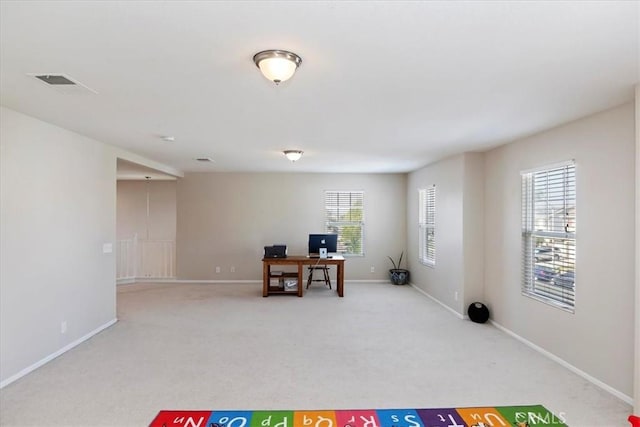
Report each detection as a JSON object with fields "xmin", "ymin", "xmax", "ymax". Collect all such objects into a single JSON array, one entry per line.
[
  {"xmin": 117, "ymin": 279, "xmax": 390, "ymax": 285},
  {"xmin": 0, "ymin": 318, "xmax": 118, "ymax": 389},
  {"xmin": 130, "ymin": 277, "xmax": 178, "ymax": 283},
  {"xmin": 118, "ymin": 277, "xmax": 182, "ymax": 285},
  {"xmin": 409, "ymin": 283, "xmax": 465, "ymax": 319},
  {"xmin": 345, "ymin": 279, "xmax": 388, "ymax": 283},
  {"xmin": 117, "ymin": 278, "xmax": 257, "ymax": 285},
  {"xmin": 168, "ymin": 279, "xmax": 261, "ymax": 284},
  {"xmin": 490, "ymin": 319, "xmax": 633, "ymax": 405}
]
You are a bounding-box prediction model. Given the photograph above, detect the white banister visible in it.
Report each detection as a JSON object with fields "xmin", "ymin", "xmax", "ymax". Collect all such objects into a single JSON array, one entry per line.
[
  {"xmin": 116, "ymin": 239, "xmax": 135, "ymax": 280},
  {"xmin": 116, "ymin": 236, "xmax": 175, "ymax": 282}
]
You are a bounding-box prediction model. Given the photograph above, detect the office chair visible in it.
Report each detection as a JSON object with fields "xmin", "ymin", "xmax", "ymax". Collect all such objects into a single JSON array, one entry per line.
[{"xmin": 306, "ymin": 265, "xmax": 331, "ymax": 289}]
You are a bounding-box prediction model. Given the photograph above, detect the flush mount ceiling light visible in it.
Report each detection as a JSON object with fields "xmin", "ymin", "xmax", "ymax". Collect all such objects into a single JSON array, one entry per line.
[
  {"xmin": 283, "ymin": 150, "xmax": 303, "ymax": 162},
  {"xmin": 253, "ymin": 50, "xmax": 302, "ymax": 84}
]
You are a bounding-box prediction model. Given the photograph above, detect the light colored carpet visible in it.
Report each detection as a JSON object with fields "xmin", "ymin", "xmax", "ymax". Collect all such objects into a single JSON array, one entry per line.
[{"xmin": 0, "ymin": 282, "xmax": 632, "ymax": 426}]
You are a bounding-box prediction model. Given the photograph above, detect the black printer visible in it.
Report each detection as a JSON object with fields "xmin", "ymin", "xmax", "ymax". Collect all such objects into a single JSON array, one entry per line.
[{"xmin": 264, "ymin": 244, "xmax": 287, "ymax": 258}]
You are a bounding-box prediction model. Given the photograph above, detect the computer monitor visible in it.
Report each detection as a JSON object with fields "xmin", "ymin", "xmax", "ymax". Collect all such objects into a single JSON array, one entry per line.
[{"xmin": 308, "ymin": 234, "xmax": 338, "ymax": 256}]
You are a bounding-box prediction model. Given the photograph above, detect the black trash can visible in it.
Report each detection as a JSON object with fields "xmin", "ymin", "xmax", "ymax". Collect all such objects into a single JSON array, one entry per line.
[{"xmin": 468, "ymin": 302, "xmax": 490, "ymax": 323}]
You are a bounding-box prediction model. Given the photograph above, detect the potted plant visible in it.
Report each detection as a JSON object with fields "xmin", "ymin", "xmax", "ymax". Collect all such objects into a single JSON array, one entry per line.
[{"xmin": 388, "ymin": 251, "xmax": 410, "ymax": 285}]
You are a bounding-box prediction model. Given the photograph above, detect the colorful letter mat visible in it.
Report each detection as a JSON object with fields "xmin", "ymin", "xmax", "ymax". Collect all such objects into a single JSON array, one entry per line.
[{"xmin": 150, "ymin": 405, "xmax": 569, "ymax": 426}]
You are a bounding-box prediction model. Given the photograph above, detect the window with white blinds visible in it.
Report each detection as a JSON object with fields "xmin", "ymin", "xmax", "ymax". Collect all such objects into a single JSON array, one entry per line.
[
  {"xmin": 324, "ymin": 191, "xmax": 364, "ymax": 256},
  {"xmin": 521, "ymin": 161, "xmax": 576, "ymax": 312},
  {"xmin": 419, "ymin": 186, "xmax": 435, "ymax": 266}
]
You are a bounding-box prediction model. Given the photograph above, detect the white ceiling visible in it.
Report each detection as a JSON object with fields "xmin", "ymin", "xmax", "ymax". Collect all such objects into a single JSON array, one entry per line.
[{"xmin": 1, "ymin": 1, "xmax": 638, "ymax": 177}]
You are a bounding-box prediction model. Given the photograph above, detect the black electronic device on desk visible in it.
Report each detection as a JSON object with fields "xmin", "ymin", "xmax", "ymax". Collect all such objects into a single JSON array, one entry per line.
[
  {"xmin": 264, "ymin": 244, "xmax": 287, "ymax": 258},
  {"xmin": 308, "ymin": 234, "xmax": 338, "ymax": 259}
]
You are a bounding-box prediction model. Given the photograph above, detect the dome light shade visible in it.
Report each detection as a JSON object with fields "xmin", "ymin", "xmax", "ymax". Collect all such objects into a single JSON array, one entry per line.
[
  {"xmin": 253, "ymin": 50, "xmax": 302, "ymax": 84},
  {"xmin": 283, "ymin": 150, "xmax": 303, "ymax": 162}
]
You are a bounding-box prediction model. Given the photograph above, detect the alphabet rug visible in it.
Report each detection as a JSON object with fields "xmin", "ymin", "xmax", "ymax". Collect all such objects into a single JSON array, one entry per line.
[{"xmin": 149, "ymin": 405, "xmax": 568, "ymax": 426}]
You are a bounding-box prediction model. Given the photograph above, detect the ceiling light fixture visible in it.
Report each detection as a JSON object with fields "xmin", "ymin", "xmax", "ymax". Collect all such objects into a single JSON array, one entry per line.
[
  {"xmin": 283, "ymin": 150, "xmax": 303, "ymax": 162},
  {"xmin": 253, "ymin": 50, "xmax": 302, "ymax": 84}
]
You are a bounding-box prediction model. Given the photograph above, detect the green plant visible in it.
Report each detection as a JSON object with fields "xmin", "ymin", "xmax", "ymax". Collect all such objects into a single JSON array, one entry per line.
[{"xmin": 387, "ymin": 251, "xmax": 405, "ymax": 270}]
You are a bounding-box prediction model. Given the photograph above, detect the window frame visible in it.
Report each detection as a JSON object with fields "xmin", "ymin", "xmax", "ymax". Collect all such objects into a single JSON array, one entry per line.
[
  {"xmin": 521, "ymin": 160, "xmax": 576, "ymax": 313},
  {"xmin": 324, "ymin": 190, "xmax": 364, "ymax": 257},
  {"xmin": 418, "ymin": 185, "xmax": 436, "ymax": 267}
]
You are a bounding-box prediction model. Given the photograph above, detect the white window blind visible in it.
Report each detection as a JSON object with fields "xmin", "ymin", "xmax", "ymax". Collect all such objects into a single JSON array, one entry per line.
[
  {"xmin": 419, "ymin": 186, "xmax": 435, "ymax": 266},
  {"xmin": 325, "ymin": 191, "xmax": 364, "ymax": 256},
  {"xmin": 521, "ymin": 161, "xmax": 576, "ymax": 312}
]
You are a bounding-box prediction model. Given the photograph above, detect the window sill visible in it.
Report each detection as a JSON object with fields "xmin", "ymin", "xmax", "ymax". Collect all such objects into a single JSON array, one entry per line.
[
  {"xmin": 419, "ymin": 260, "xmax": 435, "ymax": 268},
  {"xmin": 521, "ymin": 291, "xmax": 574, "ymax": 314}
]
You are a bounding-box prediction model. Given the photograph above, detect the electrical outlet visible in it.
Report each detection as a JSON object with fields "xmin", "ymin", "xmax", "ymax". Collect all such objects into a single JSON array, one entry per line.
[
  {"xmin": 230, "ymin": 266, "xmax": 235, "ymax": 273},
  {"xmin": 61, "ymin": 321, "xmax": 67, "ymax": 334},
  {"xmin": 454, "ymin": 291, "xmax": 459, "ymax": 301},
  {"xmin": 370, "ymin": 266, "xmax": 375, "ymax": 273},
  {"xmin": 215, "ymin": 266, "xmax": 221, "ymax": 273}
]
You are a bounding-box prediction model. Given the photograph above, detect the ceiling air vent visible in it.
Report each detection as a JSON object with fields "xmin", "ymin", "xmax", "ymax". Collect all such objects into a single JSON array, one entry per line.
[
  {"xmin": 28, "ymin": 73, "xmax": 98, "ymax": 94},
  {"xmin": 34, "ymin": 75, "xmax": 76, "ymax": 85},
  {"xmin": 195, "ymin": 157, "xmax": 214, "ymax": 162}
]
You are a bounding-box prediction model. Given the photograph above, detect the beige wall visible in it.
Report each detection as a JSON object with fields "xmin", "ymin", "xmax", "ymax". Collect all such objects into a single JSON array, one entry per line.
[
  {"xmin": 0, "ymin": 106, "xmax": 117, "ymax": 384},
  {"xmin": 406, "ymin": 152, "xmax": 485, "ymax": 314},
  {"xmin": 117, "ymin": 180, "xmax": 177, "ymax": 241},
  {"xmin": 407, "ymin": 154, "xmax": 465, "ymax": 311},
  {"xmin": 635, "ymin": 85, "xmax": 639, "ymax": 413},
  {"xmin": 176, "ymin": 172, "xmax": 406, "ymax": 280},
  {"xmin": 484, "ymin": 102, "xmax": 635, "ymax": 399},
  {"xmin": 462, "ymin": 152, "xmax": 485, "ymax": 308}
]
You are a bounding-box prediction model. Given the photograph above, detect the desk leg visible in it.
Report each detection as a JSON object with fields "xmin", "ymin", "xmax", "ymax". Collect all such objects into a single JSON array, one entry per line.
[
  {"xmin": 297, "ymin": 263, "xmax": 303, "ymax": 297},
  {"xmin": 262, "ymin": 262, "xmax": 269, "ymax": 297},
  {"xmin": 338, "ymin": 262, "xmax": 344, "ymax": 297}
]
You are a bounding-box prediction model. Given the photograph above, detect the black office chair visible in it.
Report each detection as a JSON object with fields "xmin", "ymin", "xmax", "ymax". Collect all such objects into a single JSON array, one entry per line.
[{"xmin": 306, "ymin": 265, "xmax": 331, "ymax": 289}]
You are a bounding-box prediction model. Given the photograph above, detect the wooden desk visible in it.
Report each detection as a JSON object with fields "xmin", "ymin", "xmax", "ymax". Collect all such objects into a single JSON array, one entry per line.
[{"xmin": 262, "ymin": 255, "xmax": 345, "ymax": 297}]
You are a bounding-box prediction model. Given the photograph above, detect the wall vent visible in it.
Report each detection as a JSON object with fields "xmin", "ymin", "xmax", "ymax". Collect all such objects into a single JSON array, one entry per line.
[{"xmin": 195, "ymin": 157, "xmax": 214, "ymax": 162}]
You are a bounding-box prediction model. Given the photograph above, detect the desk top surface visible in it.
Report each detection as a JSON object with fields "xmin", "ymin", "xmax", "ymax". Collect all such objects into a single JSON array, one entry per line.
[{"xmin": 263, "ymin": 255, "xmax": 345, "ymax": 262}]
